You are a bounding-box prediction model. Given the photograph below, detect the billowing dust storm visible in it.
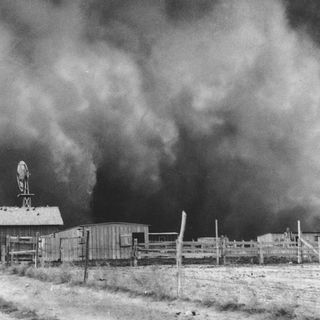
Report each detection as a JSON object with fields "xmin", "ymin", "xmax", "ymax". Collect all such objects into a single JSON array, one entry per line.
[{"xmin": 0, "ymin": 0, "xmax": 320, "ymax": 239}]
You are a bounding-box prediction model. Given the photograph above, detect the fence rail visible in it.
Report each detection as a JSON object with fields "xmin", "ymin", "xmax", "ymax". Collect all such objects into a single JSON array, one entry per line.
[
  {"xmin": 136, "ymin": 239, "xmax": 320, "ymax": 264},
  {"xmin": 5, "ymin": 235, "xmax": 39, "ymax": 264},
  {"xmin": 2, "ymin": 235, "xmax": 320, "ymax": 265}
]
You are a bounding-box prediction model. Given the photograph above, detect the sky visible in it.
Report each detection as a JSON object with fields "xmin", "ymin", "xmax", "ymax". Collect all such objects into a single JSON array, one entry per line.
[{"xmin": 0, "ymin": 0, "xmax": 320, "ymax": 239}]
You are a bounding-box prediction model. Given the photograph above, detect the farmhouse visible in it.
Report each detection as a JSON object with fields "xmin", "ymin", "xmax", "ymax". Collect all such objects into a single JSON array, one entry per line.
[{"xmin": 42, "ymin": 222, "xmax": 149, "ymax": 262}]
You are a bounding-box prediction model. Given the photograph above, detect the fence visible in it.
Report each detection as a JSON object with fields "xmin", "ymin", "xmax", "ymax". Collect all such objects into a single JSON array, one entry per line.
[
  {"xmin": 88, "ymin": 264, "xmax": 320, "ymax": 317},
  {"xmin": 40, "ymin": 235, "xmax": 87, "ymax": 262},
  {"xmin": 135, "ymin": 239, "xmax": 320, "ymax": 264},
  {"xmin": 3, "ymin": 236, "xmax": 320, "ymax": 266},
  {"xmin": 2, "ymin": 213, "xmax": 320, "ymax": 267},
  {"xmin": 4, "ymin": 235, "xmax": 39, "ymax": 264}
]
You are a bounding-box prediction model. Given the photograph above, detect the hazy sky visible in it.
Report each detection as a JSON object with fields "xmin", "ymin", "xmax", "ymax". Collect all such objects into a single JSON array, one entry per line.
[{"xmin": 0, "ymin": 0, "xmax": 320, "ymax": 239}]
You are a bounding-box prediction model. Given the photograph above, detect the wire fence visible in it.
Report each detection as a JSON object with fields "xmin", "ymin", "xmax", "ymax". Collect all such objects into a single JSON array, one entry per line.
[
  {"xmin": 3, "ymin": 233, "xmax": 320, "ymax": 266},
  {"xmin": 79, "ymin": 264, "xmax": 320, "ymax": 318},
  {"xmin": 3, "ymin": 233, "xmax": 320, "ymax": 318}
]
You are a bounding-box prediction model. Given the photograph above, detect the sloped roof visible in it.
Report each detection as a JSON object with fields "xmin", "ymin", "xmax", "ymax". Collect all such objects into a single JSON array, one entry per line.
[
  {"xmin": 0, "ymin": 207, "xmax": 63, "ymax": 226},
  {"xmin": 83, "ymin": 222, "xmax": 150, "ymax": 227},
  {"xmin": 59, "ymin": 221, "xmax": 149, "ymax": 233}
]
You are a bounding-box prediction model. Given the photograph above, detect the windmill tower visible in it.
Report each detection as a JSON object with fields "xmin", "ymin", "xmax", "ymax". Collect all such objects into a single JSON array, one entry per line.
[{"xmin": 17, "ymin": 161, "xmax": 34, "ymax": 207}]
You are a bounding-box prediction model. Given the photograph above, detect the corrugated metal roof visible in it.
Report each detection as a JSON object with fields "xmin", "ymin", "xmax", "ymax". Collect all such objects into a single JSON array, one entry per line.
[{"xmin": 0, "ymin": 207, "xmax": 63, "ymax": 225}]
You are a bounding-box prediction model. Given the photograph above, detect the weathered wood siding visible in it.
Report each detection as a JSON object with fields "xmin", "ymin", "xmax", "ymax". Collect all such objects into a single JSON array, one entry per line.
[
  {"xmin": 42, "ymin": 223, "xmax": 149, "ymax": 262},
  {"xmin": 0, "ymin": 225, "xmax": 60, "ymax": 246},
  {"xmin": 88, "ymin": 223, "xmax": 148, "ymax": 260},
  {"xmin": 0, "ymin": 225, "xmax": 61, "ymax": 261}
]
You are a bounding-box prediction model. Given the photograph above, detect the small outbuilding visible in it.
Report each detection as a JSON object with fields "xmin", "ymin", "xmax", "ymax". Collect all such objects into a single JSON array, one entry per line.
[
  {"xmin": 257, "ymin": 232, "xmax": 320, "ymax": 244},
  {"xmin": 257, "ymin": 233, "xmax": 286, "ymax": 243},
  {"xmin": 42, "ymin": 222, "xmax": 149, "ymax": 262}
]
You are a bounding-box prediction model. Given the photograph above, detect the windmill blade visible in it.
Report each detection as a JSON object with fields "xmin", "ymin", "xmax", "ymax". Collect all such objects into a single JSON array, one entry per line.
[
  {"xmin": 17, "ymin": 161, "xmax": 29, "ymax": 192},
  {"xmin": 17, "ymin": 176, "xmax": 24, "ymax": 192}
]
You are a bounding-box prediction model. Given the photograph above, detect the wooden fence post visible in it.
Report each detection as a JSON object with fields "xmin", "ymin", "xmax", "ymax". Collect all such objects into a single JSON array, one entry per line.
[
  {"xmin": 297, "ymin": 220, "xmax": 302, "ymax": 264},
  {"xmin": 59, "ymin": 238, "xmax": 62, "ymax": 262},
  {"xmin": 221, "ymin": 237, "xmax": 226, "ymax": 265},
  {"xmin": 177, "ymin": 211, "xmax": 187, "ymax": 299},
  {"xmin": 1, "ymin": 245, "xmax": 5, "ymax": 263},
  {"xmin": 258, "ymin": 243, "xmax": 264, "ymax": 265},
  {"xmin": 83, "ymin": 230, "xmax": 90, "ymax": 283},
  {"xmin": 35, "ymin": 233, "xmax": 39, "ymax": 268},
  {"xmin": 133, "ymin": 239, "xmax": 138, "ymax": 267},
  {"xmin": 6, "ymin": 235, "xmax": 10, "ymax": 265},
  {"xmin": 215, "ymin": 219, "xmax": 219, "ymax": 265},
  {"xmin": 11, "ymin": 236, "xmax": 15, "ymax": 264}
]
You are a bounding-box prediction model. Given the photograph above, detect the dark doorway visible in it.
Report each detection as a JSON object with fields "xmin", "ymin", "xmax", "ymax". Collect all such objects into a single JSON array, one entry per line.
[{"xmin": 132, "ymin": 232, "xmax": 145, "ymax": 244}]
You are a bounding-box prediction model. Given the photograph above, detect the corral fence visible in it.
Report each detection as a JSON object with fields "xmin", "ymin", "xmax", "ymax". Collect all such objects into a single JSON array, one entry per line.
[
  {"xmin": 3, "ymin": 232, "xmax": 320, "ymax": 267},
  {"xmin": 2, "ymin": 214, "xmax": 320, "ymax": 270},
  {"xmin": 135, "ymin": 239, "xmax": 320, "ymax": 264},
  {"xmin": 2, "ymin": 234, "xmax": 40, "ymax": 265}
]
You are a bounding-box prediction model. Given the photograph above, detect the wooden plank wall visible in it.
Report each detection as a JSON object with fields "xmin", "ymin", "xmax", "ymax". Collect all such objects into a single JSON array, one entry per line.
[
  {"xmin": 88, "ymin": 224, "xmax": 148, "ymax": 260},
  {"xmin": 0, "ymin": 225, "xmax": 60, "ymax": 243},
  {"xmin": 0, "ymin": 226, "xmax": 60, "ymax": 261},
  {"xmin": 41, "ymin": 224, "xmax": 149, "ymax": 262}
]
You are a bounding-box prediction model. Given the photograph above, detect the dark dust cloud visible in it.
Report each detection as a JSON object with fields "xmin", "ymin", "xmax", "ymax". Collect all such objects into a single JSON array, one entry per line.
[{"xmin": 0, "ymin": 0, "xmax": 320, "ymax": 239}]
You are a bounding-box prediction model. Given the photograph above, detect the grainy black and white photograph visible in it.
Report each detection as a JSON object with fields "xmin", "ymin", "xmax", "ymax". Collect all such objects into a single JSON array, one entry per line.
[{"xmin": 0, "ymin": 0, "xmax": 319, "ymax": 319}]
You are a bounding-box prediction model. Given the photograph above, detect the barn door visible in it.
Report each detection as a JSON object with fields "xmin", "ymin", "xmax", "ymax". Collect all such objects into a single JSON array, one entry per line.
[
  {"xmin": 132, "ymin": 232, "xmax": 145, "ymax": 244},
  {"xmin": 60, "ymin": 237, "xmax": 83, "ymax": 262}
]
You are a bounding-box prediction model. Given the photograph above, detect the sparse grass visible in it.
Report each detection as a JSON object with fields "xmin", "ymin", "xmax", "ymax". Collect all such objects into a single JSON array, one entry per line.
[
  {"xmin": 271, "ymin": 306, "xmax": 296, "ymax": 319},
  {"xmin": 1, "ymin": 262, "xmax": 75, "ymax": 284},
  {"xmin": 87, "ymin": 265, "xmax": 175, "ymax": 300},
  {"xmin": 0, "ymin": 263, "xmax": 319, "ymax": 319},
  {"xmin": 7, "ymin": 263, "xmax": 29, "ymax": 276},
  {"xmin": 24, "ymin": 263, "xmax": 74, "ymax": 284},
  {"xmin": 0, "ymin": 296, "xmax": 18, "ymax": 314},
  {"xmin": 200, "ymin": 297, "xmax": 301, "ymax": 320},
  {"xmin": 0, "ymin": 296, "xmax": 58, "ymax": 320}
]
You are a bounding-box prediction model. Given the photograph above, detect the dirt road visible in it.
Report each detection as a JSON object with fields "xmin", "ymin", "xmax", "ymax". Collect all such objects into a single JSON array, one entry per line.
[{"xmin": 0, "ymin": 273, "xmax": 275, "ymax": 320}]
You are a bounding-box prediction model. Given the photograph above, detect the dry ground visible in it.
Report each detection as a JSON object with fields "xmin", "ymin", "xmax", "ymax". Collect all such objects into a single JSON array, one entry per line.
[{"xmin": 0, "ymin": 264, "xmax": 319, "ymax": 320}]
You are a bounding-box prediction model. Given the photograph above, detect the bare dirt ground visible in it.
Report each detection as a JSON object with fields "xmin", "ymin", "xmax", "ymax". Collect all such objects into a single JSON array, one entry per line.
[
  {"xmin": 0, "ymin": 264, "xmax": 319, "ymax": 320},
  {"xmin": 180, "ymin": 264, "xmax": 320, "ymax": 319},
  {"xmin": 0, "ymin": 273, "xmax": 267, "ymax": 320}
]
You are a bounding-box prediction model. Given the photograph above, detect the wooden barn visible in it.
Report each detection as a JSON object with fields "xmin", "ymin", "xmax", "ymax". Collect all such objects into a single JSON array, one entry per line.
[
  {"xmin": 0, "ymin": 206, "xmax": 63, "ymax": 259},
  {"xmin": 42, "ymin": 222, "xmax": 149, "ymax": 262},
  {"xmin": 0, "ymin": 161, "xmax": 64, "ymax": 261}
]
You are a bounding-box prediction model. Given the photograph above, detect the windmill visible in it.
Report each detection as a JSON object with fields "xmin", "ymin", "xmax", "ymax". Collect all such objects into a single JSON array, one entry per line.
[{"xmin": 17, "ymin": 161, "xmax": 34, "ymax": 207}]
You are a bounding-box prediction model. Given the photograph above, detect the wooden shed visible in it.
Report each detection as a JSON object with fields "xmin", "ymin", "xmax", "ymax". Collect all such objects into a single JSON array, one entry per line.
[
  {"xmin": 0, "ymin": 206, "xmax": 63, "ymax": 259},
  {"xmin": 42, "ymin": 222, "xmax": 149, "ymax": 262},
  {"xmin": 257, "ymin": 232, "xmax": 320, "ymax": 244},
  {"xmin": 257, "ymin": 233, "xmax": 284, "ymax": 243}
]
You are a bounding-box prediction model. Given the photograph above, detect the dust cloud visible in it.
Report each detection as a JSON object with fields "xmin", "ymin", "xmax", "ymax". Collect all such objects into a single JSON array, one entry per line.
[{"xmin": 0, "ymin": 0, "xmax": 319, "ymax": 238}]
